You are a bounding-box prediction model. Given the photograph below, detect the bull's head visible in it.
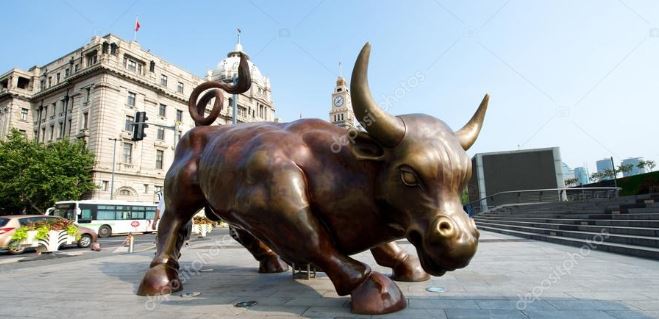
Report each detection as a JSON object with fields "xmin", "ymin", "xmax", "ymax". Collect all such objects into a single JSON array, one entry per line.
[{"xmin": 350, "ymin": 43, "xmax": 486, "ymax": 276}]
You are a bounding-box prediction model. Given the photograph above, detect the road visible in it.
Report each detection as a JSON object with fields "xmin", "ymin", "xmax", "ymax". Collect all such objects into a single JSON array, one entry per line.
[{"xmin": 0, "ymin": 228, "xmax": 231, "ymax": 259}]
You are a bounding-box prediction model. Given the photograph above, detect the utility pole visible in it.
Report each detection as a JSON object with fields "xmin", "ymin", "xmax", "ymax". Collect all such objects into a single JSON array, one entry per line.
[
  {"xmin": 610, "ymin": 156, "xmax": 619, "ymax": 196},
  {"xmin": 109, "ymin": 138, "xmax": 119, "ymax": 199}
]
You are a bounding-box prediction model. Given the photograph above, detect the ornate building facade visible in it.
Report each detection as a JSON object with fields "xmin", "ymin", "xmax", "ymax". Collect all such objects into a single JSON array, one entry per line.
[{"xmin": 0, "ymin": 34, "xmax": 276, "ymax": 202}]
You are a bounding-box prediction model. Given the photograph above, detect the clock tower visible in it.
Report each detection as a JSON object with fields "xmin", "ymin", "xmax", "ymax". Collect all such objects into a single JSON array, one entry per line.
[{"xmin": 329, "ymin": 75, "xmax": 356, "ymax": 128}]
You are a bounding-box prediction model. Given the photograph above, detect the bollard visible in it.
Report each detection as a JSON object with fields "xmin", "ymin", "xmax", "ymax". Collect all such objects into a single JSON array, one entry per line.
[{"xmin": 128, "ymin": 233, "xmax": 134, "ymax": 253}]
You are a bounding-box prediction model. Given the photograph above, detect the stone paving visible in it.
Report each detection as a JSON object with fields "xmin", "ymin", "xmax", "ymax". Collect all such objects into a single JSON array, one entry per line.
[{"xmin": 0, "ymin": 231, "xmax": 657, "ymax": 318}]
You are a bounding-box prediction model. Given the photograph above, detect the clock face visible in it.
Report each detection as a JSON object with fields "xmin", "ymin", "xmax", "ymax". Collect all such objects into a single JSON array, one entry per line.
[{"xmin": 333, "ymin": 96, "xmax": 344, "ymax": 107}]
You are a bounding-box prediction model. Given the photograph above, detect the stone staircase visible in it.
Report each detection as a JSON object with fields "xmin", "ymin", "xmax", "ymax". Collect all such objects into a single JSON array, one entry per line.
[{"xmin": 474, "ymin": 193, "xmax": 659, "ymax": 260}]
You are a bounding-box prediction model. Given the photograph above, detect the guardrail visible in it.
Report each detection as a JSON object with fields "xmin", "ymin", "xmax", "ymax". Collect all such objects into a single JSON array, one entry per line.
[{"xmin": 466, "ymin": 187, "xmax": 621, "ymax": 215}]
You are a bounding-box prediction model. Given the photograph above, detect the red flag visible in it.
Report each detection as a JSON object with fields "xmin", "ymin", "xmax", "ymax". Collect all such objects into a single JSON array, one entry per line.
[{"xmin": 135, "ymin": 19, "xmax": 141, "ymax": 32}]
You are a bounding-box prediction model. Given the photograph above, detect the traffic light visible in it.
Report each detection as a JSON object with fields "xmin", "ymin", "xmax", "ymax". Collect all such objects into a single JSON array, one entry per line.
[{"xmin": 132, "ymin": 111, "xmax": 149, "ymax": 141}]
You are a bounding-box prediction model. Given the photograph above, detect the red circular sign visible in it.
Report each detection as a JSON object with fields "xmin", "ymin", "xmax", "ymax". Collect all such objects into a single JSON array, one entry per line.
[{"xmin": 131, "ymin": 221, "xmax": 140, "ymax": 227}]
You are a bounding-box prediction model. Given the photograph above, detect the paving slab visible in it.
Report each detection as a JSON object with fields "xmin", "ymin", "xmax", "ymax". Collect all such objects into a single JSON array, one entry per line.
[{"xmin": 0, "ymin": 230, "xmax": 657, "ymax": 318}]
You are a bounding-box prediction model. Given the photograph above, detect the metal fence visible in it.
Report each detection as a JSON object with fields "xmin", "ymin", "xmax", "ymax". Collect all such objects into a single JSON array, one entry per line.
[{"xmin": 466, "ymin": 187, "xmax": 621, "ymax": 215}]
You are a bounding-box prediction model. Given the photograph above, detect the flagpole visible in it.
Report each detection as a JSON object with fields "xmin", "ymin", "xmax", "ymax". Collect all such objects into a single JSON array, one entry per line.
[{"xmin": 134, "ymin": 17, "xmax": 138, "ymax": 42}]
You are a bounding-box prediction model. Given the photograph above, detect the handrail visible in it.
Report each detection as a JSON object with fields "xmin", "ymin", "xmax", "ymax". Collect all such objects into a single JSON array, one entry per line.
[{"xmin": 466, "ymin": 187, "xmax": 621, "ymax": 215}]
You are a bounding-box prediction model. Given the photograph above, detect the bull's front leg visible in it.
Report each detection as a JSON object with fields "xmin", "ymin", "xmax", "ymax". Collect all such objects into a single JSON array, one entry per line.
[
  {"xmin": 253, "ymin": 206, "xmax": 407, "ymax": 314},
  {"xmin": 371, "ymin": 241, "xmax": 430, "ymax": 282},
  {"xmin": 137, "ymin": 163, "xmax": 204, "ymax": 296}
]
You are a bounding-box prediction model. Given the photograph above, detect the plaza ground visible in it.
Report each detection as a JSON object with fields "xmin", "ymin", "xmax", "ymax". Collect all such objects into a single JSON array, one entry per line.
[{"xmin": 0, "ymin": 230, "xmax": 657, "ymax": 319}]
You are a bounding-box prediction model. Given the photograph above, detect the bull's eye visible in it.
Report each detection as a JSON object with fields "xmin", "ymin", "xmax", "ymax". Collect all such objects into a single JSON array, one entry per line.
[{"xmin": 400, "ymin": 168, "xmax": 419, "ymax": 187}]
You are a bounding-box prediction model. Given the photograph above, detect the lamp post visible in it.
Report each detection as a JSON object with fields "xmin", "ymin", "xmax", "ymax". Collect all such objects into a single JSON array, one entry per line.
[
  {"xmin": 109, "ymin": 138, "xmax": 119, "ymax": 199},
  {"xmin": 232, "ymin": 74, "xmax": 238, "ymax": 125}
]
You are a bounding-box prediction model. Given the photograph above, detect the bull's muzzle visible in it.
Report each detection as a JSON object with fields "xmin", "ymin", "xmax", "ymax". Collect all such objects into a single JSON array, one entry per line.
[{"xmin": 414, "ymin": 214, "xmax": 479, "ymax": 276}]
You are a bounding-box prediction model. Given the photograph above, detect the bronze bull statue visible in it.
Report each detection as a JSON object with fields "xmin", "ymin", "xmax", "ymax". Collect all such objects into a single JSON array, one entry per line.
[{"xmin": 137, "ymin": 43, "xmax": 488, "ymax": 315}]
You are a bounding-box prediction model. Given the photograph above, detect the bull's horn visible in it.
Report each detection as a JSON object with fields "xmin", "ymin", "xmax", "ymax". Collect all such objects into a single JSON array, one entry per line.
[
  {"xmin": 351, "ymin": 43, "xmax": 405, "ymax": 147},
  {"xmin": 456, "ymin": 94, "xmax": 489, "ymax": 150}
]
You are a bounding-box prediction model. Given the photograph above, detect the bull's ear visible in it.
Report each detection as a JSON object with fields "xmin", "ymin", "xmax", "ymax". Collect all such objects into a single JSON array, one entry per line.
[{"xmin": 351, "ymin": 131, "xmax": 386, "ymax": 161}]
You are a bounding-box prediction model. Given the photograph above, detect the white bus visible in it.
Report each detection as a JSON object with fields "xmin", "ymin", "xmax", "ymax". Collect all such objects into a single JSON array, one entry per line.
[{"xmin": 49, "ymin": 200, "xmax": 158, "ymax": 238}]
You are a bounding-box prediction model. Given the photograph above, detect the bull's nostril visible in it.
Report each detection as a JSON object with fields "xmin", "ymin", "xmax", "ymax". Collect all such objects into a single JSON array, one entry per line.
[{"xmin": 436, "ymin": 218, "xmax": 455, "ymax": 237}]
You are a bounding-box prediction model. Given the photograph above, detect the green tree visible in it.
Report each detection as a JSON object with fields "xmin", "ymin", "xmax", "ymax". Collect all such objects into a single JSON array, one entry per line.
[
  {"xmin": 0, "ymin": 130, "xmax": 96, "ymax": 214},
  {"xmin": 564, "ymin": 177, "xmax": 579, "ymax": 186},
  {"xmin": 617, "ymin": 163, "xmax": 634, "ymax": 176},
  {"xmin": 637, "ymin": 160, "xmax": 656, "ymax": 173}
]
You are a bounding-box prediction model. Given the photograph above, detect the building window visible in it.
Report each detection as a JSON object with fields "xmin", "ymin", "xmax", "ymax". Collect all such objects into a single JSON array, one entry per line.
[
  {"xmin": 48, "ymin": 76, "xmax": 52, "ymax": 88},
  {"xmin": 122, "ymin": 142, "xmax": 133, "ymax": 163},
  {"xmin": 160, "ymin": 74, "xmax": 168, "ymax": 87},
  {"xmin": 68, "ymin": 119, "xmax": 72, "ymax": 136},
  {"xmin": 82, "ymin": 111, "xmax": 89, "ymax": 129},
  {"xmin": 156, "ymin": 150, "xmax": 164, "ymax": 169},
  {"xmin": 127, "ymin": 92, "xmax": 136, "ymax": 107},
  {"xmin": 125, "ymin": 115, "xmax": 134, "ymax": 131},
  {"xmin": 56, "ymin": 73, "xmax": 60, "ymax": 84},
  {"xmin": 75, "ymin": 64, "xmax": 80, "ymax": 72},
  {"xmin": 41, "ymin": 127, "xmax": 45, "ymax": 142},
  {"xmin": 155, "ymin": 185, "xmax": 162, "ymax": 194},
  {"xmin": 159, "ymin": 104, "xmax": 166, "ymax": 117},
  {"xmin": 149, "ymin": 61, "xmax": 155, "ymax": 72},
  {"xmin": 143, "ymin": 184, "xmax": 149, "ymax": 194},
  {"xmin": 102, "ymin": 181, "xmax": 109, "ymax": 191},
  {"xmin": 177, "ymin": 82, "xmax": 184, "ymax": 93},
  {"xmin": 157, "ymin": 127, "xmax": 165, "ymax": 140},
  {"xmin": 40, "ymin": 80, "xmax": 45, "ymax": 91},
  {"xmin": 20, "ymin": 108, "xmax": 28, "ymax": 121},
  {"xmin": 176, "ymin": 109, "xmax": 183, "ymax": 122},
  {"xmin": 58, "ymin": 122, "xmax": 64, "ymax": 138},
  {"xmin": 119, "ymin": 189, "xmax": 131, "ymax": 196},
  {"xmin": 85, "ymin": 87, "xmax": 91, "ymax": 103},
  {"xmin": 86, "ymin": 51, "xmax": 98, "ymax": 66},
  {"xmin": 49, "ymin": 125, "xmax": 54, "ymax": 140},
  {"xmin": 127, "ymin": 59, "xmax": 137, "ymax": 72}
]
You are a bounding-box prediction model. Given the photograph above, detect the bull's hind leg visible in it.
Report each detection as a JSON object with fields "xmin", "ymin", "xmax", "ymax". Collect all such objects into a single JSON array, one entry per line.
[
  {"xmin": 229, "ymin": 226, "xmax": 289, "ymax": 273},
  {"xmin": 371, "ymin": 241, "xmax": 430, "ymax": 282},
  {"xmin": 137, "ymin": 162, "xmax": 205, "ymax": 296}
]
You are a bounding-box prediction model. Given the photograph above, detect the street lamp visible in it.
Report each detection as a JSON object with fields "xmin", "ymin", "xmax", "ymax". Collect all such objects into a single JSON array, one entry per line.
[{"xmin": 109, "ymin": 138, "xmax": 119, "ymax": 199}]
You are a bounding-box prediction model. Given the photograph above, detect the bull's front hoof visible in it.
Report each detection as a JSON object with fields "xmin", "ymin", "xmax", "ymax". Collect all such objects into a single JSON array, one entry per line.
[
  {"xmin": 137, "ymin": 264, "xmax": 182, "ymax": 296},
  {"xmin": 350, "ymin": 271, "xmax": 407, "ymax": 314},
  {"xmin": 391, "ymin": 255, "xmax": 430, "ymax": 282},
  {"xmin": 258, "ymin": 255, "xmax": 289, "ymax": 273}
]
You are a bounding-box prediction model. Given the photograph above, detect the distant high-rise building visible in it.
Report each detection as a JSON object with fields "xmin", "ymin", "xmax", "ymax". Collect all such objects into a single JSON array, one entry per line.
[
  {"xmin": 621, "ymin": 157, "xmax": 646, "ymax": 177},
  {"xmin": 574, "ymin": 167, "xmax": 589, "ymax": 185},
  {"xmin": 561, "ymin": 162, "xmax": 575, "ymax": 184},
  {"xmin": 596, "ymin": 158, "xmax": 614, "ymax": 180}
]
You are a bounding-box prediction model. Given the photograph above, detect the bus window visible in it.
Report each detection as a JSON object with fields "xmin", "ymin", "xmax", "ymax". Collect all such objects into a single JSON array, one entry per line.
[
  {"xmin": 79, "ymin": 204, "xmax": 95, "ymax": 223},
  {"xmin": 145, "ymin": 207, "xmax": 156, "ymax": 219},
  {"xmin": 116, "ymin": 206, "xmax": 131, "ymax": 220},
  {"xmin": 97, "ymin": 205, "xmax": 116, "ymax": 220},
  {"xmin": 53, "ymin": 203, "xmax": 76, "ymax": 221}
]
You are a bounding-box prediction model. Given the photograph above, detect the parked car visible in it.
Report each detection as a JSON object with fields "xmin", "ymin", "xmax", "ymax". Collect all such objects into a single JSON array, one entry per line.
[{"xmin": 0, "ymin": 215, "xmax": 97, "ymax": 254}]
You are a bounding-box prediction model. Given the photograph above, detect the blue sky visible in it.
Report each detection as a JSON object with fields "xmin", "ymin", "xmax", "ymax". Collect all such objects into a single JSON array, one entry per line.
[{"xmin": 2, "ymin": 0, "xmax": 658, "ymax": 174}]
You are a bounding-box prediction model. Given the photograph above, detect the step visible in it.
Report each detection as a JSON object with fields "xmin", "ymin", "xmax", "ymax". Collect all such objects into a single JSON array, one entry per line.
[
  {"xmin": 475, "ymin": 221, "xmax": 659, "ymax": 248},
  {"xmin": 481, "ymin": 212, "xmax": 659, "ymax": 220},
  {"xmin": 477, "ymin": 225, "xmax": 659, "ymax": 260},
  {"xmin": 474, "ymin": 216, "xmax": 659, "ymax": 228},
  {"xmin": 474, "ymin": 218, "xmax": 659, "ymax": 237}
]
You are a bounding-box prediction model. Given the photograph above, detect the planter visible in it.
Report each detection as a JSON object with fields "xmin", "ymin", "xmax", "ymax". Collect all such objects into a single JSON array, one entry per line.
[{"xmin": 17, "ymin": 230, "xmax": 75, "ymax": 252}]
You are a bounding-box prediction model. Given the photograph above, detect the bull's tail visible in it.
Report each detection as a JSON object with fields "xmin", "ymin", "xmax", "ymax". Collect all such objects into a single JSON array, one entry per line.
[{"xmin": 188, "ymin": 53, "xmax": 252, "ymax": 126}]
